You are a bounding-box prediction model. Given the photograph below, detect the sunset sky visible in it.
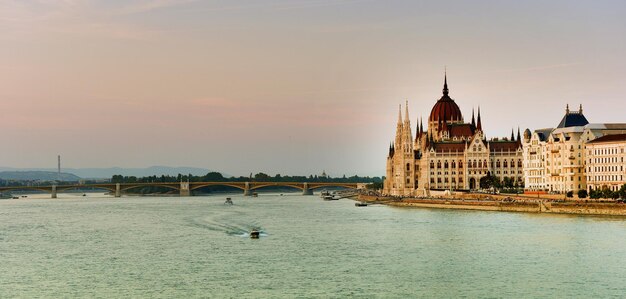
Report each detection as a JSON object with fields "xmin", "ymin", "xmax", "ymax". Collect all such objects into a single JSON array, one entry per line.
[{"xmin": 1, "ymin": 0, "xmax": 625, "ymax": 177}]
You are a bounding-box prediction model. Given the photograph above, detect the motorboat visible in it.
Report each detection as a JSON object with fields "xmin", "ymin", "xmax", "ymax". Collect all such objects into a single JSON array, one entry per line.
[
  {"xmin": 252, "ymin": 193, "xmax": 258, "ymax": 197},
  {"xmin": 250, "ymin": 230, "xmax": 260, "ymax": 239},
  {"xmin": 224, "ymin": 197, "xmax": 233, "ymax": 205},
  {"xmin": 355, "ymin": 202, "xmax": 368, "ymax": 207}
]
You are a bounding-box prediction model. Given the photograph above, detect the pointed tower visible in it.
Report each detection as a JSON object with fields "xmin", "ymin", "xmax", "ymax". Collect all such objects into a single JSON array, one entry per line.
[
  {"xmin": 395, "ymin": 104, "xmax": 403, "ymax": 151},
  {"xmin": 402, "ymin": 100, "xmax": 413, "ymax": 153},
  {"xmin": 471, "ymin": 108, "xmax": 476, "ymax": 127},
  {"xmin": 443, "ymin": 70, "xmax": 449, "ymax": 96},
  {"xmin": 476, "ymin": 106, "xmax": 483, "ymax": 132},
  {"xmin": 516, "ymin": 127, "xmax": 521, "ymax": 144},
  {"xmin": 510, "ymin": 128, "xmax": 515, "ymax": 141}
]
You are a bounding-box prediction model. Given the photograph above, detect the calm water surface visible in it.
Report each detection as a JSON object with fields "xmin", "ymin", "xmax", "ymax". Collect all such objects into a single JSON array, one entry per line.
[{"xmin": 1, "ymin": 193, "xmax": 626, "ymax": 298}]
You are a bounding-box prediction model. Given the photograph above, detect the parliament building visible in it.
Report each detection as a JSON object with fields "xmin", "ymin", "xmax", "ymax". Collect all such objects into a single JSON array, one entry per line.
[{"xmin": 383, "ymin": 75, "xmax": 523, "ymax": 196}]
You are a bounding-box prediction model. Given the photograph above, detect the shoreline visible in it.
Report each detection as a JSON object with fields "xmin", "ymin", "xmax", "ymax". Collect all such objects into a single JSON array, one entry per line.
[{"xmin": 358, "ymin": 194, "xmax": 626, "ymax": 216}]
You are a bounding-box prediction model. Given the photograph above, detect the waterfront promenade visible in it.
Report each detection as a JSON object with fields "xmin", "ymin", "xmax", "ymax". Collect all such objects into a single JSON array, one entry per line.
[{"xmin": 359, "ymin": 193, "xmax": 626, "ymax": 216}]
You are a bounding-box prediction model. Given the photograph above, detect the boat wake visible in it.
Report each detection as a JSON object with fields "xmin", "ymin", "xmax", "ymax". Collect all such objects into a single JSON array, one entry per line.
[{"xmin": 186, "ymin": 210, "xmax": 268, "ymax": 238}]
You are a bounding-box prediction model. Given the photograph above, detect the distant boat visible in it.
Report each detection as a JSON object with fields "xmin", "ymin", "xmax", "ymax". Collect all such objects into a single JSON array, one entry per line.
[
  {"xmin": 355, "ymin": 202, "xmax": 368, "ymax": 207},
  {"xmin": 224, "ymin": 198, "xmax": 233, "ymax": 205},
  {"xmin": 250, "ymin": 230, "xmax": 260, "ymax": 239},
  {"xmin": 82, "ymin": 193, "xmax": 86, "ymax": 197},
  {"xmin": 252, "ymin": 193, "xmax": 258, "ymax": 197}
]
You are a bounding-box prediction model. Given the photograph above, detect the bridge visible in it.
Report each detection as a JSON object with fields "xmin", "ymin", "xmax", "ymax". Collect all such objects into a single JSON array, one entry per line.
[{"xmin": 0, "ymin": 182, "xmax": 361, "ymax": 198}]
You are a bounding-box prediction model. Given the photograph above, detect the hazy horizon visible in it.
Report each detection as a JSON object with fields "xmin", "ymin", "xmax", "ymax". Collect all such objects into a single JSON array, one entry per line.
[{"xmin": 2, "ymin": 0, "xmax": 625, "ymax": 177}]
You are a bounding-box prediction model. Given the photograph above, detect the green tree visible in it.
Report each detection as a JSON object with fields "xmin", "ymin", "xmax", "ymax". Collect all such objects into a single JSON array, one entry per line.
[
  {"xmin": 619, "ymin": 184, "xmax": 626, "ymax": 199},
  {"xmin": 577, "ymin": 189, "xmax": 588, "ymax": 199}
]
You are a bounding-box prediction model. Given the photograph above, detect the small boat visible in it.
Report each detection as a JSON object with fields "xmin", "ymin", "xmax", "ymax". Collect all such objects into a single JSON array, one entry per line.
[
  {"xmin": 250, "ymin": 230, "xmax": 260, "ymax": 239},
  {"xmin": 12, "ymin": 197, "xmax": 19, "ymax": 199},
  {"xmin": 82, "ymin": 193, "xmax": 86, "ymax": 197},
  {"xmin": 355, "ymin": 202, "xmax": 368, "ymax": 207},
  {"xmin": 224, "ymin": 198, "xmax": 233, "ymax": 205},
  {"xmin": 252, "ymin": 193, "xmax": 258, "ymax": 197}
]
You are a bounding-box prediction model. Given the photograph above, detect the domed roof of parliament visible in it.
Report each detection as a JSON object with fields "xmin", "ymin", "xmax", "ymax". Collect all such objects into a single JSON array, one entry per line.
[{"xmin": 429, "ymin": 75, "xmax": 463, "ymax": 122}]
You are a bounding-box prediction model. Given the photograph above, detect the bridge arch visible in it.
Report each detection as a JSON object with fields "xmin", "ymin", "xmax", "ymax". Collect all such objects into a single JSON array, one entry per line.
[
  {"xmin": 0, "ymin": 186, "xmax": 53, "ymax": 193},
  {"xmin": 308, "ymin": 184, "xmax": 357, "ymax": 190},
  {"xmin": 57, "ymin": 185, "xmax": 116, "ymax": 192},
  {"xmin": 250, "ymin": 183, "xmax": 304, "ymax": 191},
  {"xmin": 190, "ymin": 183, "xmax": 246, "ymax": 191},
  {"xmin": 120, "ymin": 184, "xmax": 180, "ymax": 192}
]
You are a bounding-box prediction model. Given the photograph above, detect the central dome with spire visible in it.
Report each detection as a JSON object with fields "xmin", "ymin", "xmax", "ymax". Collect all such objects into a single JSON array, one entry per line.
[{"xmin": 428, "ymin": 74, "xmax": 463, "ymax": 123}]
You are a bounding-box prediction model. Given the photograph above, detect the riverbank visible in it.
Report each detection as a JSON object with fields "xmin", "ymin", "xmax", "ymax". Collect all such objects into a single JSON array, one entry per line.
[{"xmin": 358, "ymin": 194, "xmax": 626, "ymax": 216}]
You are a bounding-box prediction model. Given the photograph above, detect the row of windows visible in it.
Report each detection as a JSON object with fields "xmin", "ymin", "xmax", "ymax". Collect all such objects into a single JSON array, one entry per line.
[
  {"xmin": 590, "ymin": 147, "xmax": 625, "ymax": 155},
  {"xmin": 431, "ymin": 178, "xmax": 464, "ymax": 183},
  {"xmin": 589, "ymin": 166, "xmax": 624, "ymax": 173},
  {"xmin": 590, "ymin": 157, "xmax": 624, "ymax": 164},
  {"xmin": 589, "ymin": 175, "xmax": 624, "ymax": 182},
  {"xmin": 429, "ymin": 159, "xmax": 523, "ymax": 169}
]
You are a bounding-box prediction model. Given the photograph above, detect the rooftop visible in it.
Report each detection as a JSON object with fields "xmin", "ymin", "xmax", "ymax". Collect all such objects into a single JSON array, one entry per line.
[{"xmin": 587, "ymin": 134, "xmax": 626, "ymax": 144}]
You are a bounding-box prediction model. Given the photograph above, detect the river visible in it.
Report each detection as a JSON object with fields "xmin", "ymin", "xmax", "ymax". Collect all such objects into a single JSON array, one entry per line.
[{"xmin": 1, "ymin": 193, "xmax": 626, "ymax": 298}]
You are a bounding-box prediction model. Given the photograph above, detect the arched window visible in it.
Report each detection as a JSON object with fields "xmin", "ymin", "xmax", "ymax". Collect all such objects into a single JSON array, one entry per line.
[
  {"xmin": 459, "ymin": 161, "xmax": 463, "ymax": 168},
  {"xmin": 452, "ymin": 161, "xmax": 456, "ymax": 168},
  {"xmin": 484, "ymin": 160, "xmax": 488, "ymax": 168},
  {"xmin": 430, "ymin": 161, "xmax": 434, "ymax": 169},
  {"xmin": 504, "ymin": 160, "xmax": 508, "ymax": 168},
  {"xmin": 473, "ymin": 160, "xmax": 477, "ymax": 168},
  {"xmin": 478, "ymin": 160, "xmax": 483, "ymax": 168},
  {"xmin": 406, "ymin": 163, "xmax": 410, "ymax": 171},
  {"xmin": 518, "ymin": 159, "xmax": 522, "ymax": 167},
  {"xmin": 437, "ymin": 161, "xmax": 441, "ymax": 168},
  {"xmin": 444, "ymin": 161, "xmax": 449, "ymax": 168},
  {"xmin": 510, "ymin": 159, "xmax": 515, "ymax": 168},
  {"xmin": 496, "ymin": 160, "xmax": 501, "ymax": 167}
]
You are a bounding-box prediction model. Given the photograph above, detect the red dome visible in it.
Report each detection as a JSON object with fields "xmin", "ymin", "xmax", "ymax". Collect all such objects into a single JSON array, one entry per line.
[
  {"xmin": 429, "ymin": 96, "xmax": 462, "ymax": 122},
  {"xmin": 429, "ymin": 75, "xmax": 463, "ymax": 122}
]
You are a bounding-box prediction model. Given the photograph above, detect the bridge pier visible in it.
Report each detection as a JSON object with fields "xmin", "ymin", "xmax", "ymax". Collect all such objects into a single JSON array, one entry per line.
[
  {"xmin": 51, "ymin": 185, "xmax": 57, "ymax": 198},
  {"xmin": 115, "ymin": 183, "xmax": 121, "ymax": 197},
  {"xmin": 302, "ymin": 183, "xmax": 313, "ymax": 195},
  {"xmin": 243, "ymin": 182, "xmax": 251, "ymax": 196},
  {"xmin": 180, "ymin": 181, "xmax": 191, "ymax": 197}
]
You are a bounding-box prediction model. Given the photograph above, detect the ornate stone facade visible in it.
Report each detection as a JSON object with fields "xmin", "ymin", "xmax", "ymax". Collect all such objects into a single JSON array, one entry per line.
[
  {"xmin": 383, "ymin": 75, "xmax": 523, "ymax": 196},
  {"xmin": 523, "ymin": 106, "xmax": 626, "ymax": 194}
]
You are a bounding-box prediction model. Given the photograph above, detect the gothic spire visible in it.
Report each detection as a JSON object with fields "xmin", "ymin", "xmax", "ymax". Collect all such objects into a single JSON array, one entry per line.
[
  {"xmin": 419, "ymin": 117, "xmax": 424, "ymax": 134},
  {"xmin": 579, "ymin": 104, "xmax": 583, "ymax": 114},
  {"xmin": 443, "ymin": 71, "xmax": 449, "ymax": 96},
  {"xmin": 397, "ymin": 104, "xmax": 402, "ymax": 124},
  {"xmin": 476, "ymin": 106, "xmax": 483, "ymax": 132},
  {"xmin": 566, "ymin": 104, "xmax": 570, "ymax": 114},
  {"xmin": 404, "ymin": 100, "xmax": 410, "ymax": 123},
  {"xmin": 471, "ymin": 108, "xmax": 476, "ymax": 127},
  {"xmin": 510, "ymin": 128, "xmax": 515, "ymax": 141},
  {"xmin": 517, "ymin": 127, "xmax": 521, "ymax": 143}
]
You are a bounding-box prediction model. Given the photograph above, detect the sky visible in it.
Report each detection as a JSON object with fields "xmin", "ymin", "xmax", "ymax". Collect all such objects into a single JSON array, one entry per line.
[{"xmin": 1, "ymin": 0, "xmax": 625, "ymax": 177}]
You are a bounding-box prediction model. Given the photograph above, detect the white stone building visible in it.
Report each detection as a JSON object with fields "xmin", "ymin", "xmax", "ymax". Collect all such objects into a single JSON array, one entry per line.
[{"xmin": 585, "ymin": 134, "xmax": 626, "ymax": 192}]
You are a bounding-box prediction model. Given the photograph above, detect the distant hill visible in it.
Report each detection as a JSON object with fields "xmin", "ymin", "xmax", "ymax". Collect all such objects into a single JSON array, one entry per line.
[
  {"xmin": 0, "ymin": 166, "xmax": 221, "ymax": 179},
  {"xmin": 0, "ymin": 171, "xmax": 81, "ymax": 181}
]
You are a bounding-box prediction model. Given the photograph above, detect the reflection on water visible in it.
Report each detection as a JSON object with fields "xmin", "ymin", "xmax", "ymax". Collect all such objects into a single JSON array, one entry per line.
[{"xmin": 1, "ymin": 193, "xmax": 626, "ymax": 298}]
